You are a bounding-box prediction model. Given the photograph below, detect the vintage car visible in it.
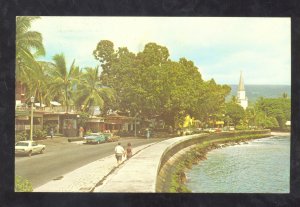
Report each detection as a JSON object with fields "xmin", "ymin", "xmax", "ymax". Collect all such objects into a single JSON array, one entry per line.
[
  {"xmin": 84, "ymin": 132, "xmax": 106, "ymax": 144},
  {"xmin": 15, "ymin": 141, "xmax": 46, "ymax": 157},
  {"xmin": 181, "ymin": 128, "xmax": 193, "ymax": 135},
  {"xmin": 203, "ymin": 128, "xmax": 216, "ymax": 133}
]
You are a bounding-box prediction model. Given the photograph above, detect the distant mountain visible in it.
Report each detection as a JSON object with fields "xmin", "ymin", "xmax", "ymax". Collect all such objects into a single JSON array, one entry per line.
[{"xmin": 227, "ymin": 85, "xmax": 291, "ymax": 103}]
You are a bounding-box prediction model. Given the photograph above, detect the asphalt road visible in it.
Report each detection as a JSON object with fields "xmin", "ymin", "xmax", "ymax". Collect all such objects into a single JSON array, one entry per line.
[{"xmin": 15, "ymin": 136, "xmax": 168, "ymax": 189}]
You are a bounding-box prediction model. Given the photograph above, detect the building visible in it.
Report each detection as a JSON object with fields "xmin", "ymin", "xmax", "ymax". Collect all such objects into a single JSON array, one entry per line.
[
  {"xmin": 15, "ymin": 104, "xmax": 80, "ymax": 137},
  {"xmin": 237, "ymin": 71, "xmax": 248, "ymax": 110}
]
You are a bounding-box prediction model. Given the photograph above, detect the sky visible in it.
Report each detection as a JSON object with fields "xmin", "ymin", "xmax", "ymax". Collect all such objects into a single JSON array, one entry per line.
[{"xmin": 30, "ymin": 17, "xmax": 291, "ymax": 85}]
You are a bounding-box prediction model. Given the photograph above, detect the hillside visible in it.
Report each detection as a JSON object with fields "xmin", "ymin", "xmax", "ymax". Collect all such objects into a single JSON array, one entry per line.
[{"xmin": 227, "ymin": 85, "xmax": 291, "ymax": 103}]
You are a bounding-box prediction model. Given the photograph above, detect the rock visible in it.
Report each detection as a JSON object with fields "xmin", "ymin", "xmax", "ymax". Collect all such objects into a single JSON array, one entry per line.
[{"xmin": 180, "ymin": 172, "xmax": 187, "ymax": 183}]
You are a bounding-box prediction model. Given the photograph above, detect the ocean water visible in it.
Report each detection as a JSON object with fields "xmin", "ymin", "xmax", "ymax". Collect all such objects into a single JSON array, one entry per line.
[{"xmin": 186, "ymin": 135, "xmax": 290, "ymax": 193}]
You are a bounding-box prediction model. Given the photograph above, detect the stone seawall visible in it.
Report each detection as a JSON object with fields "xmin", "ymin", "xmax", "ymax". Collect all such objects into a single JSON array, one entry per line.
[{"xmin": 155, "ymin": 129, "xmax": 271, "ymax": 192}]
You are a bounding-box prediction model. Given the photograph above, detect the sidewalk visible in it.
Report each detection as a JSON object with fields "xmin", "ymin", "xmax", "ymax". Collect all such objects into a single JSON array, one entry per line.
[
  {"xmin": 34, "ymin": 134, "xmax": 200, "ymax": 192},
  {"xmin": 33, "ymin": 141, "xmax": 159, "ymax": 192},
  {"xmin": 94, "ymin": 134, "xmax": 200, "ymax": 192}
]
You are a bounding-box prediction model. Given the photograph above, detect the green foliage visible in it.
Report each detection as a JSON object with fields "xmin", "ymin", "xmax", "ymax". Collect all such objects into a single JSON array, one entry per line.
[
  {"xmin": 224, "ymin": 102, "xmax": 245, "ymax": 126},
  {"xmin": 77, "ymin": 111, "xmax": 90, "ymax": 128},
  {"xmin": 235, "ymin": 124, "xmax": 248, "ymax": 130},
  {"xmin": 75, "ymin": 66, "xmax": 115, "ymax": 113},
  {"xmin": 48, "ymin": 53, "xmax": 80, "ymax": 111},
  {"xmin": 33, "ymin": 129, "xmax": 47, "ymax": 140},
  {"xmin": 16, "ymin": 130, "xmax": 47, "ymax": 141},
  {"xmin": 15, "ymin": 176, "xmax": 33, "ymax": 192},
  {"xmin": 254, "ymin": 97, "xmax": 290, "ymax": 129},
  {"xmin": 86, "ymin": 129, "xmax": 93, "ymax": 135},
  {"xmin": 16, "ymin": 16, "xmax": 45, "ymax": 82},
  {"xmin": 15, "ymin": 131, "xmax": 28, "ymax": 142},
  {"xmin": 93, "ymin": 40, "xmax": 230, "ymax": 127},
  {"xmin": 43, "ymin": 122, "xmax": 57, "ymax": 134}
]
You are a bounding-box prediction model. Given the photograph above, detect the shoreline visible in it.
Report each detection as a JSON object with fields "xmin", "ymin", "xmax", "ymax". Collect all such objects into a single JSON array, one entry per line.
[
  {"xmin": 271, "ymin": 131, "xmax": 290, "ymax": 136},
  {"xmin": 165, "ymin": 133, "xmax": 273, "ymax": 192}
]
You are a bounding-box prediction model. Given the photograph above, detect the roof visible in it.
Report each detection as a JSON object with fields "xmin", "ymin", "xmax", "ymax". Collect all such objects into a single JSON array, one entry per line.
[
  {"xmin": 86, "ymin": 117, "xmax": 105, "ymax": 123},
  {"xmin": 15, "ymin": 110, "xmax": 30, "ymax": 116},
  {"xmin": 50, "ymin": 101, "xmax": 61, "ymax": 106}
]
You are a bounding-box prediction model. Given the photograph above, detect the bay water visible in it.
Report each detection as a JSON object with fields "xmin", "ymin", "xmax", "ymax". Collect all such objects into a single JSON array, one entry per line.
[{"xmin": 186, "ymin": 135, "xmax": 290, "ymax": 193}]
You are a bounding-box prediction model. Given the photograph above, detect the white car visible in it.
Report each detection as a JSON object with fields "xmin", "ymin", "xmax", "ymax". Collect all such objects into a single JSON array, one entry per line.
[{"xmin": 15, "ymin": 141, "xmax": 46, "ymax": 157}]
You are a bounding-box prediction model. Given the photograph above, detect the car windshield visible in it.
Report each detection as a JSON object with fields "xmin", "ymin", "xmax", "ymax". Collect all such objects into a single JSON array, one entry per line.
[{"xmin": 16, "ymin": 142, "xmax": 29, "ymax": 146}]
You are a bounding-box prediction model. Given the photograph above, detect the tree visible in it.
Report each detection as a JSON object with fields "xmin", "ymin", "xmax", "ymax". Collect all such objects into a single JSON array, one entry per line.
[
  {"xmin": 93, "ymin": 40, "xmax": 230, "ymax": 128},
  {"xmin": 48, "ymin": 53, "xmax": 80, "ymax": 111},
  {"xmin": 224, "ymin": 102, "xmax": 245, "ymax": 126},
  {"xmin": 75, "ymin": 66, "xmax": 115, "ymax": 113},
  {"xmin": 93, "ymin": 40, "xmax": 116, "ymax": 87},
  {"xmin": 255, "ymin": 97, "xmax": 290, "ymax": 129},
  {"xmin": 16, "ymin": 16, "xmax": 45, "ymax": 82},
  {"xmin": 22, "ymin": 61, "xmax": 54, "ymax": 106},
  {"xmin": 196, "ymin": 79, "xmax": 231, "ymax": 124}
]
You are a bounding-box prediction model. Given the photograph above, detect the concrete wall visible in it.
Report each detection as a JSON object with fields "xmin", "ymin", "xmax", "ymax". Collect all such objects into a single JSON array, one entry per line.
[{"xmin": 155, "ymin": 129, "xmax": 271, "ymax": 192}]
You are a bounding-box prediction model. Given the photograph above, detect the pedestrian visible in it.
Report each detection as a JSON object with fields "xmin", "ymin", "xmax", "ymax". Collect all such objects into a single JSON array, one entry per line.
[
  {"xmin": 50, "ymin": 127, "xmax": 54, "ymax": 139},
  {"xmin": 79, "ymin": 126, "xmax": 84, "ymax": 138},
  {"xmin": 126, "ymin": 142, "xmax": 132, "ymax": 159},
  {"xmin": 146, "ymin": 128, "xmax": 150, "ymax": 139},
  {"xmin": 114, "ymin": 142, "xmax": 125, "ymax": 165}
]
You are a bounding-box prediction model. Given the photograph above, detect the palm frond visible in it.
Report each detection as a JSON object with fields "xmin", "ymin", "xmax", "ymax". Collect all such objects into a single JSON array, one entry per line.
[{"xmin": 52, "ymin": 54, "xmax": 67, "ymax": 77}]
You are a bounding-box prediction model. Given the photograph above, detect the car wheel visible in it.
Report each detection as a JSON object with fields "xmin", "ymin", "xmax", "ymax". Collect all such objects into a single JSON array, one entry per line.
[
  {"xmin": 40, "ymin": 148, "xmax": 45, "ymax": 154},
  {"xmin": 28, "ymin": 151, "xmax": 32, "ymax": 157}
]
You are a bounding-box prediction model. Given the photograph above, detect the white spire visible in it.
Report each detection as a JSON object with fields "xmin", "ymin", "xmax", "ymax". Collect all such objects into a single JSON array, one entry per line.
[
  {"xmin": 237, "ymin": 71, "xmax": 248, "ymax": 109},
  {"xmin": 238, "ymin": 71, "xmax": 245, "ymax": 91}
]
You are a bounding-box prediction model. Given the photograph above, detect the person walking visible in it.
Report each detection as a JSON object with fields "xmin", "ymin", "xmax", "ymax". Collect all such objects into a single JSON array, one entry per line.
[
  {"xmin": 146, "ymin": 128, "xmax": 150, "ymax": 139},
  {"xmin": 126, "ymin": 142, "xmax": 132, "ymax": 159},
  {"xmin": 114, "ymin": 142, "xmax": 125, "ymax": 165},
  {"xmin": 50, "ymin": 127, "xmax": 54, "ymax": 139},
  {"xmin": 79, "ymin": 126, "xmax": 84, "ymax": 138}
]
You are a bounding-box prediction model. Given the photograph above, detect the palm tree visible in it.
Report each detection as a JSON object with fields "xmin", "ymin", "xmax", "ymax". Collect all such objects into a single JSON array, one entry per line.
[
  {"xmin": 48, "ymin": 53, "xmax": 80, "ymax": 112},
  {"xmin": 16, "ymin": 16, "xmax": 45, "ymax": 82},
  {"xmin": 23, "ymin": 61, "xmax": 55, "ymax": 106},
  {"xmin": 75, "ymin": 66, "xmax": 115, "ymax": 113}
]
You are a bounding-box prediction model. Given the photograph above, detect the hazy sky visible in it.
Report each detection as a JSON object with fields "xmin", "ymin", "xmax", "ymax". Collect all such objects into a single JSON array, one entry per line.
[{"xmin": 31, "ymin": 17, "xmax": 291, "ymax": 85}]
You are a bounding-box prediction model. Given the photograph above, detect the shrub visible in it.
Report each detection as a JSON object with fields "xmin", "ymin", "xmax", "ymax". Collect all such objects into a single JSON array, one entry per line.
[
  {"xmin": 235, "ymin": 125, "xmax": 248, "ymax": 130},
  {"xmin": 33, "ymin": 129, "xmax": 47, "ymax": 140},
  {"xmin": 86, "ymin": 129, "xmax": 93, "ymax": 135},
  {"xmin": 43, "ymin": 123, "xmax": 57, "ymax": 135},
  {"xmin": 15, "ymin": 131, "xmax": 28, "ymax": 142},
  {"xmin": 15, "ymin": 176, "xmax": 33, "ymax": 192}
]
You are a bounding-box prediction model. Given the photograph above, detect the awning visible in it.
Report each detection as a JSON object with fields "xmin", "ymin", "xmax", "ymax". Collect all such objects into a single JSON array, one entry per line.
[
  {"xmin": 50, "ymin": 101, "xmax": 61, "ymax": 106},
  {"xmin": 16, "ymin": 110, "xmax": 30, "ymax": 116},
  {"xmin": 35, "ymin": 103, "xmax": 46, "ymax": 107}
]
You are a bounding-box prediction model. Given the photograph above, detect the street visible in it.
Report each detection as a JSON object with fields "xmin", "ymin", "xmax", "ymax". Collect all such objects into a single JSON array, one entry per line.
[{"xmin": 15, "ymin": 136, "xmax": 167, "ymax": 189}]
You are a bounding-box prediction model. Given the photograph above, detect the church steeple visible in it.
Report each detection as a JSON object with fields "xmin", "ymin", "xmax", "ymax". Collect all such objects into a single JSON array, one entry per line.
[
  {"xmin": 237, "ymin": 71, "xmax": 248, "ymax": 109},
  {"xmin": 238, "ymin": 71, "xmax": 245, "ymax": 91}
]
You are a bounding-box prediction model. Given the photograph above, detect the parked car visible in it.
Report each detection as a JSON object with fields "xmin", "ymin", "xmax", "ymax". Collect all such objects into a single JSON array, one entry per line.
[
  {"xmin": 182, "ymin": 128, "xmax": 193, "ymax": 135},
  {"xmin": 15, "ymin": 141, "xmax": 46, "ymax": 157},
  {"xmin": 84, "ymin": 132, "xmax": 106, "ymax": 144},
  {"xmin": 192, "ymin": 128, "xmax": 202, "ymax": 134},
  {"xmin": 215, "ymin": 128, "xmax": 222, "ymax": 132},
  {"xmin": 223, "ymin": 126, "xmax": 235, "ymax": 131},
  {"xmin": 203, "ymin": 128, "xmax": 216, "ymax": 133}
]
